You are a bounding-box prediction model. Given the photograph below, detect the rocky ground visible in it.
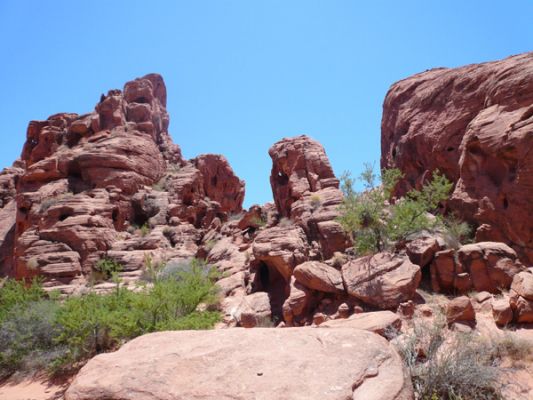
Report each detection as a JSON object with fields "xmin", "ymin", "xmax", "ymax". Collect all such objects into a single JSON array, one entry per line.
[{"xmin": 0, "ymin": 51, "xmax": 532, "ymax": 399}]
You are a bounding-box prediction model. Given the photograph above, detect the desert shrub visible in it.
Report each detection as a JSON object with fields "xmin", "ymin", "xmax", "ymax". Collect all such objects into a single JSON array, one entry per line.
[
  {"xmin": 398, "ymin": 317, "xmax": 501, "ymax": 400},
  {"xmin": 228, "ymin": 212, "xmax": 245, "ymax": 221},
  {"xmin": 309, "ymin": 194, "xmax": 322, "ymax": 211},
  {"xmin": 490, "ymin": 333, "xmax": 533, "ymax": 367},
  {"xmin": 0, "ymin": 278, "xmax": 47, "ymax": 323},
  {"xmin": 0, "ymin": 300, "xmax": 64, "ymax": 377},
  {"xmin": 250, "ymin": 216, "xmax": 267, "ymax": 227},
  {"xmin": 140, "ymin": 223, "xmax": 151, "ymax": 237},
  {"xmin": 203, "ymin": 239, "xmax": 218, "ymax": 252},
  {"xmin": 54, "ymin": 259, "xmax": 220, "ymax": 369},
  {"xmin": 338, "ymin": 164, "xmax": 453, "ymax": 255},
  {"xmin": 442, "ymin": 214, "xmax": 473, "ymax": 249},
  {"xmin": 0, "ymin": 260, "xmax": 221, "ymax": 377},
  {"xmin": 278, "ymin": 217, "xmax": 293, "ymax": 227},
  {"xmin": 94, "ymin": 258, "xmax": 123, "ymax": 281},
  {"xmin": 39, "ymin": 192, "xmax": 74, "ymax": 213}
]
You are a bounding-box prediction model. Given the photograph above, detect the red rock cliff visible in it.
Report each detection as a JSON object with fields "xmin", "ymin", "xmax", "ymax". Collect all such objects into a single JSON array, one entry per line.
[{"xmin": 381, "ymin": 52, "xmax": 533, "ymax": 264}]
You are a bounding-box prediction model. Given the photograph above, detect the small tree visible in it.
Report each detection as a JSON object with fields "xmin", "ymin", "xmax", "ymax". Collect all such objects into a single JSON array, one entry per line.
[{"xmin": 337, "ymin": 165, "xmax": 453, "ymax": 255}]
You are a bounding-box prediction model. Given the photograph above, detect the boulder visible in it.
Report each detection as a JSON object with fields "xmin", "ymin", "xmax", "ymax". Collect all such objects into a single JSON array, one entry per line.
[
  {"xmin": 446, "ymin": 296, "xmax": 476, "ymax": 324},
  {"xmin": 430, "ymin": 242, "xmax": 524, "ymax": 294},
  {"xmin": 293, "ymin": 261, "xmax": 344, "ymax": 293},
  {"xmin": 492, "ymin": 297, "xmax": 513, "ymax": 327},
  {"xmin": 321, "ymin": 311, "xmax": 402, "ymax": 337},
  {"xmin": 252, "ymin": 226, "xmax": 309, "ymax": 280},
  {"xmin": 510, "ymin": 295, "xmax": 533, "ymax": 323},
  {"xmin": 457, "ymin": 242, "xmax": 524, "ymax": 293},
  {"xmin": 510, "ymin": 271, "xmax": 533, "ymax": 300},
  {"xmin": 406, "ymin": 237, "xmax": 440, "ymax": 268},
  {"xmin": 282, "ymin": 277, "xmax": 311, "ymax": 326},
  {"xmin": 381, "ymin": 51, "xmax": 533, "ymax": 264},
  {"xmin": 234, "ymin": 292, "xmax": 272, "ymax": 328},
  {"xmin": 65, "ymin": 328, "xmax": 413, "ymax": 400},
  {"xmin": 509, "ymin": 271, "xmax": 533, "ymax": 323},
  {"xmin": 342, "ymin": 253, "xmax": 421, "ymax": 309}
]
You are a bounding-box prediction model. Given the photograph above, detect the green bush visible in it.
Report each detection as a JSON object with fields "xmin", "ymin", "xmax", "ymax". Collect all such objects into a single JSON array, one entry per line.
[
  {"xmin": 0, "ymin": 259, "xmax": 221, "ymax": 377},
  {"xmin": 0, "ymin": 278, "xmax": 47, "ymax": 323},
  {"xmin": 337, "ymin": 164, "xmax": 453, "ymax": 255},
  {"xmin": 94, "ymin": 258, "xmax": 123, "ymax": 281},
  {"xmin": 0, "ymin": 300, "xmax": 64, "ymax": 377},
  {"xmin": 54, "ymin": 259, "xmax": 220, "ymax": 369}
]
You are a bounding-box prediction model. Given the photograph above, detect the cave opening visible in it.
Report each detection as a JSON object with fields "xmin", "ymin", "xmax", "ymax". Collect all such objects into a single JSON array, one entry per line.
[{"xmin": 254, "ymin": 262, "xmax": 288, "ymax": 322}]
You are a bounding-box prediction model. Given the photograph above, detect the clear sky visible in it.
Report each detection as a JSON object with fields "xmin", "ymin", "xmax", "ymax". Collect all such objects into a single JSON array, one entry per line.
[{"xmin": 1, "ymin": 1, "xmax": 532, "ymax": 207}]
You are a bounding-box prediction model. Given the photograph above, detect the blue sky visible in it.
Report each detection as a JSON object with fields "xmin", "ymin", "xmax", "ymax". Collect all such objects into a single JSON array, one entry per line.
[{"xmin": 1, "ymin": 1, "xmax": 532, "ymax": 207}]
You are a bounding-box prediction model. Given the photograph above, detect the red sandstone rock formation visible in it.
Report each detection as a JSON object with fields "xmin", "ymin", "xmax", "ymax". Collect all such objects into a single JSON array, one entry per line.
[
  {"xmin": 1, "ymin": 74, "xmax": 245, "ymax": 292},
  {"xmin": 269, "ymin": 135, "xmax": 350, "ymax": 258},
  {"xmin": 381, "ymin": 52, "xmax": 533, "ymax": 264},
  {"xmin": 430, "ymin": 241, "xmax": 525, "ymax": 294}
]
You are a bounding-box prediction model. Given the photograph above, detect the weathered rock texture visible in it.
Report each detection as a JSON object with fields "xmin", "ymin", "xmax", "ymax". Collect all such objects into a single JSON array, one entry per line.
[
  {"xmin": 65, "ymin": 328, "xmax": 413, "ymax": 400},
  {"xmin": 381, "ymin": 52, "xmax": 533, "ymax": 264},
  {"xmin": 1, "ymin": 74, "xmax": 245, "ymax": 292},
  {"xmin": 269, "ymin": 135, "xmax": 350, "ymax": 258},
  {"xmin": 430, "ymin": 241, "xmax": 525, "ymax": 294}
]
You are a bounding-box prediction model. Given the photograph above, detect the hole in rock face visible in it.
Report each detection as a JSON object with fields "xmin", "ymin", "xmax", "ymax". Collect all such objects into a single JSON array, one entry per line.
[
  {"xmin": 66, "ymin": 132, "xmax": 82, "ymax": 148},
  {"xmin": 392, "ymin": 147, "xmax": 397, "ymax": 158},
  {"xmin": 254, "ymin": 262, "xmax": 288, "ymax": 322},
  {"xmin": 112, "ymin": 209, "xmax": 119, "ymax": 223},
  {"xmin": 135, "ymin": 97, "xmax": 149, "ymax": 104},
  {"xmin": 446, "ymin": 147, "xmax": 455, "ymax": 152},
  {"xmin": 503, "ymin": 197, "xmax": 509, "ymax": 210},
  {"xmin": 275, "ymin": 171, "xmax": 289, "ymax": 186},
  {"xmin": 58, "ymin": 213, "xmax": 69, "ymax": 222}
]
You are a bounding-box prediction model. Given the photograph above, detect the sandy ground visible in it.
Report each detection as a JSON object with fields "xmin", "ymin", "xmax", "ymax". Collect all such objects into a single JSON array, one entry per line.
[{"xmin": 0, "ymin": 376, "xmax": 68, "ymax": 400}]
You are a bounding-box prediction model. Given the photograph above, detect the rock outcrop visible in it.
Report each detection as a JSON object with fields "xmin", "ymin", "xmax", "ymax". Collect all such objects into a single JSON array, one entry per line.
[
  {"xmin": 65, "ymin": 328, "xmax": 413, "ymax": 400},
  {"xmin": 269, "ymin": 135, "xmax": 350, "ymax": 258},
  {"xmin": 430, "ymin": 241, "xmax": 525, "ymax": 294},
  {"xmin": 381, "ymin": 52, "xmax": 533, "ymax": 264},
  {"xmin": 2, "ymin": 74, "xmax": 245, "ymax": 292}
]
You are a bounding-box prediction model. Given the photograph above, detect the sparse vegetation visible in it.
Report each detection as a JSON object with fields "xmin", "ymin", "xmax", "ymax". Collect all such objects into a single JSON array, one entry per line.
[
  {"xmin": 250, "ymin": 215, "xmax": 267, "ymax": 227},
  {"xmin": 39, "ymin": 192, "xmax": 74, "ymax": 213},
  {"xmin": 204, "ymin": 239, "xmax": 218, "ymax": 252},
  {"xmin": 228, "ymin": 212, "xmax": 245, "ymax": 221},
  {"xmin": 309, "ymin": 194, "xmax": 322, "ymax": 211},
  {"xmin": 0, "ymin": 259, "xmax": 221, "ymax": 378},
  {"xmin": 397, "ymin": 313, "xmax": 533, "ymax": 400},
  {"xmin": 26, "ymin": 256, "xmax": 39, "ymax": 270},
  {"xmin": 337, "ymin": 164, "xmax": 455, "ymax": 255},
  {"xmin": 442, "ymin": 214, "xmax": 473, "ymax": 249},
  {"xmin": 94, "ymin": 258, "xmax": 123, "ymax": 281},
  {"xmin": 397, "ymin": 316, "xmax": 502, "ymax": 400},
  {"xmin": 278, "ymin": 217, "xmax": 294, "ymax": 227},
  {"xmin": 140, "ymin": 223, "xmax": 151, "ymax": 237}
]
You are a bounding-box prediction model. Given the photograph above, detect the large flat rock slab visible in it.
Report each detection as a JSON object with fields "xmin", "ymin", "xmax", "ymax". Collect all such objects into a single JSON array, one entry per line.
[{"xmin": 66, "ymin": 328, "xmax": 413, "ymax": 400}]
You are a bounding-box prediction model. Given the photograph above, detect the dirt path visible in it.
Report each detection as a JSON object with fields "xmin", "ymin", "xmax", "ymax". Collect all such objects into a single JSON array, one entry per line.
[{"xmin": 0, "ymin": 376, "xmax": 68, "ymax": 400}]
